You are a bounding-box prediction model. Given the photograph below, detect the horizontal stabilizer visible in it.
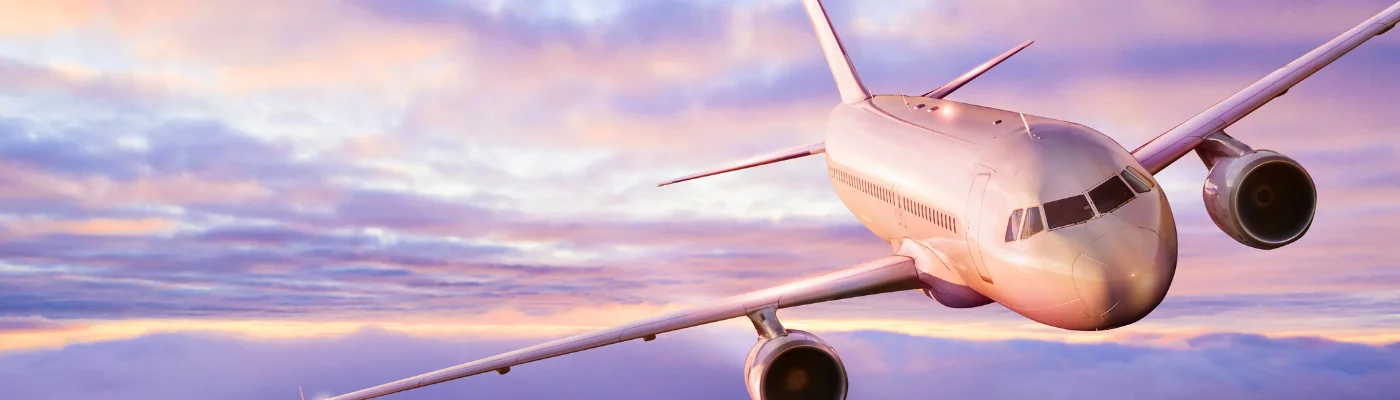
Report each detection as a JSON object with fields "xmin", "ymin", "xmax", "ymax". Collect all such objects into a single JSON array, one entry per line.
[
  {"xmin": 656, "ymin": 143, "xmax": 826, "ymax": 187},
  {"xmin": 924, "ymin": 40, "xmax": 1034, "ymax": 99}
]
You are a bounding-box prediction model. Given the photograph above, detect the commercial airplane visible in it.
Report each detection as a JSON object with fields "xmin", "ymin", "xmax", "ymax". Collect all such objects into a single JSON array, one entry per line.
[{"xmin": 329, "ymin": 1, "xmax": 1400, "ymax": 399}]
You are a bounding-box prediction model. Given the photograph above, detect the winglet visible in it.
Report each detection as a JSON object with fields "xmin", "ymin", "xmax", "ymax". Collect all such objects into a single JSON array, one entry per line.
[
  {"xmin": 923, "ymin": 40, "xmax": 1034, "ymax": 99},
  {"xmin": 803, "ymin": 0, "xmax": 871, "ymax": 104}
]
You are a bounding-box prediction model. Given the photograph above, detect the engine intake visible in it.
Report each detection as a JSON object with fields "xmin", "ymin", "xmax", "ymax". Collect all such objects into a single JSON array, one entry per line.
[
  {"xmin": 1203, "ymin": 148, "xmax": 1316, "ymax": 249},
  {"xmin": 744, "ymin": 330, "xmax": 847, "ymax": 400}
]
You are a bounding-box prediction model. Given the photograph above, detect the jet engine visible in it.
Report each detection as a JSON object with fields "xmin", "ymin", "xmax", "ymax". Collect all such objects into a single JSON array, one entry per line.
[
  {"xmin": 1202, "ymin": 148, "xmax": 1316, "ymax": 249},
  {"xmin": 743, "ymin": 330, "xmax": 848, "ymax": 400}
]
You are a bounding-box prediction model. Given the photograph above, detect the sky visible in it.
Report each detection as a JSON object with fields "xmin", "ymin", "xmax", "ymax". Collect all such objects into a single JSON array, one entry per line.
[{"xmin": 0, "ymin": 0, "xmax": 1397, "ymax": 398}]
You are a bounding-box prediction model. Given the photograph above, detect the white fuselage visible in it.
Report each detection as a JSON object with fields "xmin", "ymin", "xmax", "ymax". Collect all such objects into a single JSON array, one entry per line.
[{"xmin": 825, "ymin": 95, "xmax": 1178, "ymax": 331}]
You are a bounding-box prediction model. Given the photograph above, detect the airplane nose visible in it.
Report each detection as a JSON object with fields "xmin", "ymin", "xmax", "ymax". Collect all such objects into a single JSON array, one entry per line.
[{"xmin": 1072, "ymin": 227, "xmax": 1173, "ymax": 330}]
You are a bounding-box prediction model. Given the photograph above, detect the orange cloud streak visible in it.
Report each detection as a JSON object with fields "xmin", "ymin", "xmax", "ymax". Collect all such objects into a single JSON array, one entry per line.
[{"xmin": 0, "ymin": 217, "xmax": 177, "ymax": 238}]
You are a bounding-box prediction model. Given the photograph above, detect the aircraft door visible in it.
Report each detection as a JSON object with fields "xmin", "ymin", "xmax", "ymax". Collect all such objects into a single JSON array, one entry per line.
[
  {"xmin": 894, "ymin": 185, "xmax": 906, "ymax": 229},
  {"xmin": 966, "ymin": 171, "xmax": 994, "ymax": 283}
]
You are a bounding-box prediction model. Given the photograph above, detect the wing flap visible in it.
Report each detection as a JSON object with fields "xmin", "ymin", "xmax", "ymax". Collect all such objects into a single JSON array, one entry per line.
[
  {"xmin": 328, "ymin": 255, "xmax": 919, "ymax": 400},
  {"xmin": 1132, "ymin": 2, "xmax": 1400, "ymax": 174}
]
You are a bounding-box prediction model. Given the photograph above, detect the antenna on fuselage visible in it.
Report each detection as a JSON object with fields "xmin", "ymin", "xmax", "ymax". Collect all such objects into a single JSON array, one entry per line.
[{"xmin": 1018, "ymin": 112, "xmax": 1038, "ymax": 140}]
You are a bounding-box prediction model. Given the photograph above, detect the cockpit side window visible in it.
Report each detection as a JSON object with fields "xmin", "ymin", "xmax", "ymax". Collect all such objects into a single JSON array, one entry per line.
[
  {"xmin": 1021, "ymin": 207, "xmax": 1044, "ymax": 239},
  {"xmin": 1005, "ymin": 209, "xmax": 1023, "ymax": 242},
  {"xmin": 1121, "ymin": 167, "xmax": 1153, "ymax": 193},
  {"xmin": 1045, "ymin": 195, "xmax": 1094, "ymax": 230},
  {"xmin": 1088, "ymin": 176, "xmax": 1135, "ymax": 214}
]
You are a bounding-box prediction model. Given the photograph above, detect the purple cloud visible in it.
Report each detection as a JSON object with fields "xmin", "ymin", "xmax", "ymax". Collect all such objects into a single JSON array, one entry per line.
[
  {"xmin": 0, "ymin": 0, "xmax": 1396, "ymax": 360},
  {"xmin": 0, "ymin": 316, "xmax": 68, "ymax": 331},
  {"xmin": 1, "ymin": 329, "xmax": 1397, "ymax": 399}
]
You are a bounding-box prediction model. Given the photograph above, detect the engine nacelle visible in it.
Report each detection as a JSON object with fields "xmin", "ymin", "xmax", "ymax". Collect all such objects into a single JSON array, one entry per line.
[
  {"xmin": 743, "ymin": 330, "xmax": 848, "ymax": 400},
  {"xmin": 1203, "ymin": 149, "xmax": 1316, "ymax": 249}
]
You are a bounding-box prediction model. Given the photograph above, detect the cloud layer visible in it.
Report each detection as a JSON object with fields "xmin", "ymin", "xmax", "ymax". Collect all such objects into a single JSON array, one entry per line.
[
  {"xmin": 3, "ymin": 329, "xmax": 1399, "ymax": 400},
  {"xmin": 0, "ymin": 2, "xmax": 1397, "ymax": 395}
]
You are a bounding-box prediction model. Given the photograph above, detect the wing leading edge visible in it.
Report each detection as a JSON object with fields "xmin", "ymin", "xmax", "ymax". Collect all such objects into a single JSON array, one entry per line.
[
  {"xmin": 327, "ymin": 255, "xmax": 920, "ymax": 400},
  {"xmin": 1132, "ymin": 1, "xmax": 1400, "ymax": 174}
]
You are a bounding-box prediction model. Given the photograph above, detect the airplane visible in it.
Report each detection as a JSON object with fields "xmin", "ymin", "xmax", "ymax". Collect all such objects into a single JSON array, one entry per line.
[{"xmin": 328, "ymin": 1, "xmax": 1400, "ymax": 399}]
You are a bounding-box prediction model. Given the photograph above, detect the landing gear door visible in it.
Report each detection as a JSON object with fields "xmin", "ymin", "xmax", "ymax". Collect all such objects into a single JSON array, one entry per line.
[{"xmin": 966, "ymin": 169, "xmax": 994, "ymax": 283}]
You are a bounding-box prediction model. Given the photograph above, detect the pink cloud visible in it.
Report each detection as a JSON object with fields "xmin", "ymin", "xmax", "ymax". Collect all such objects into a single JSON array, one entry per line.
[
  {"xmin": 1, "ymin": 328, "xmax": 1397, "ymax": 399},
  {"xmin": 0, "ymin": 0, "xmax": 1395, "ymax": 366}
]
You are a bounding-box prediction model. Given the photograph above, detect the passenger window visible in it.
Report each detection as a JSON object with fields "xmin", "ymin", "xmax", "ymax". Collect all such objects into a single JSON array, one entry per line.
[
  {"xmin": 1005, "ymin": 209, "xmax": 1023, "ymax": 242},
  {"xmin": 1021, "ymin": 207, "xmax": 1044, "ymax": 239},
  {"xmin": 1089, "ymin": 176, "xmax": 1135, "ymax": 213},
  {"xmin": 1121, "ymin": 167, "xmax": 1153, "ymax": 193},
  {"xmin": 1045, "ymin": 195, "xmax": 1095, "ymax": 229}
]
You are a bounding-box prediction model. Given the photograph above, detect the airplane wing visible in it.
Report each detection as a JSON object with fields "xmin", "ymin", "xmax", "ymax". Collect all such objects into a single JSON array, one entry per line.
[
  {"xmin": 923, "ymin": 40, "xmax": 1034, "ymax": 99},
  {"xmin": 655, "ymin": 142, "xmax": 826, "ymax": 187},
  {"xmin": 327, "ymin": 255, "xmax": 921, "ymax": 400},
  {"xmin": 1131, "ymin": 2, "xmax": 1400, "ymax": 174}
]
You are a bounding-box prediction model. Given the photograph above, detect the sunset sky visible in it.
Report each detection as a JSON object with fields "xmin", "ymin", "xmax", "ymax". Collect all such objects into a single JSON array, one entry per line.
[{"xmin": 1, "ymin": 0, "xmax": 1398, "ymax": 398}]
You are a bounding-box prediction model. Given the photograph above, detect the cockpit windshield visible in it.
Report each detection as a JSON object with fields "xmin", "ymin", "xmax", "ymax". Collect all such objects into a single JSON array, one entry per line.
[
  {"xmin": 1088, "ymin": 176, "xmax": 1134, "ymax": 214},
  {"xmin": 1004, "ymin": 209, "xmax": 1023, "ymax": 242},
  {"xmin": 1021, "ymin": 207, "xmax": 1044, "ymax": 239},
  {"xmin": 1121, "ymin": 167, "xmax": 1154, "ymax": 193},
  {"xmin": 1005, "ymin": 167, "xmax": 1155, "ymax": 240},
  {"xmin": 1044, "ymin": 194, "xmax": 1094, "ymax": 229}
]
